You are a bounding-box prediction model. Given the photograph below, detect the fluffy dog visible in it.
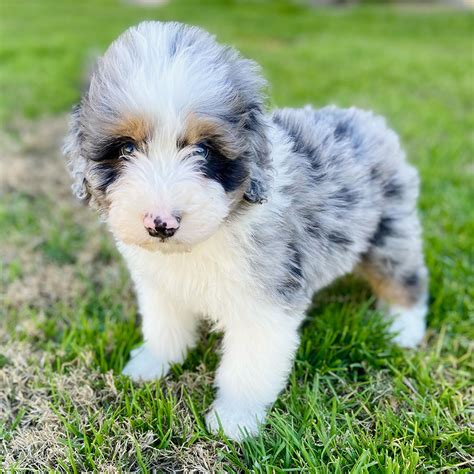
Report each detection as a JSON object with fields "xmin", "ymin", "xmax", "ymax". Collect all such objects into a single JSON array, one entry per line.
[{"xmin": 64, "ymin": 21, "xmax": 428, "ymax": 440}]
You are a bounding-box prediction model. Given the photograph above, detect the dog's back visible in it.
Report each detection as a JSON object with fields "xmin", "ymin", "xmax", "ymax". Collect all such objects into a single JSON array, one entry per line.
[{"xmin": 265, "ymin": 105, "xmax": 428, "ymax": 346}]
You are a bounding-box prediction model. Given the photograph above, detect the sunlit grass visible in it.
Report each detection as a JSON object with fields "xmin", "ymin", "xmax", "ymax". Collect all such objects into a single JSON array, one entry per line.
[{"xmin": 1, "ymin": 0, "xmax": 473, "ymax": 471}]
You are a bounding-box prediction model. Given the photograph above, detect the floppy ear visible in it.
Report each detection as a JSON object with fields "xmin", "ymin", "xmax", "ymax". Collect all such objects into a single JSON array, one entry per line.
[
  {"xmin": 63, "ymin": 103, "xmax": 90, "ymax": 202},
  {"xmin": 243, "ymin": 106, "xmax": 272, "ymax": 204},
  {"xmin": 244, "ymin": 162, "xmax": 270, "ymax": 204}
]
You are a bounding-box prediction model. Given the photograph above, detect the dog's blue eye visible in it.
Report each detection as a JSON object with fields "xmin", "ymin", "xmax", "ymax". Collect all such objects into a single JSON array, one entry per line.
[
  {"xmin": 121, "ymin": 142, "xmax": 136, "ymax": 155},
  {"xmin": 194, "ymin": 144, "xmax": 209, "ymax": 158}
]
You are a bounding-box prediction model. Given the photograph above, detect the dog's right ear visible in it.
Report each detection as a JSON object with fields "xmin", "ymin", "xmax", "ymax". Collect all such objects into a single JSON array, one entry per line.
[{"xmin": 63, "ymin": 103, "xmax": 90, "ymax": 202}]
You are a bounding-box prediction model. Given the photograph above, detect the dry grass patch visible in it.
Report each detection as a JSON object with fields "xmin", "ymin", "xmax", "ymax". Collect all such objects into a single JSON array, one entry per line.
[{"xmin": 0, "ymin": 339, "xmax": 231, "ymax": 472}]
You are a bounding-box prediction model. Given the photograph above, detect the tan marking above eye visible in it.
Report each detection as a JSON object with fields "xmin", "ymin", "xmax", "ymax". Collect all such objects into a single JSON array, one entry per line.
[
  {"xmin": 181, "ymin": 113, "xmax": 241, "ymax": 159},
  {"xmin": 107, "ymin": 115, "xmax": 152, "ymax": 143},
  {"xmin": 183, "ymin": 114, "xmax": 223, "ymax": 144}
]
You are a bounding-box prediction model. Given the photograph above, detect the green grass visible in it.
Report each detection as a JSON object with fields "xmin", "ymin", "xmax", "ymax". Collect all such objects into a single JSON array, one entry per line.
[{"xmin": 1, "ymin": 0, "xmax": 473, "ymax": 472}]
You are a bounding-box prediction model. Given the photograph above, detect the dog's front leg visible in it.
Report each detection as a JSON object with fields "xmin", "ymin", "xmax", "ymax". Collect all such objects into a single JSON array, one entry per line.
[
  {"xmin": 206, "ymin": 308, "xmax": 301, "ymax": 440},
  {"xmin": 122, "ymin": 279, "xmax": 198, "ymax": 381}
]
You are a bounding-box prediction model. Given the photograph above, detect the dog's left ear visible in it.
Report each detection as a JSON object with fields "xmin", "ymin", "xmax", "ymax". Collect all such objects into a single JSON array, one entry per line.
[
  {"xmin": 243, "ymin": 107, "xmax": 272, "ymax": 204},
  {"xmin": 244, "ymin": 162, "xmax": 270, "ymax": 204}
]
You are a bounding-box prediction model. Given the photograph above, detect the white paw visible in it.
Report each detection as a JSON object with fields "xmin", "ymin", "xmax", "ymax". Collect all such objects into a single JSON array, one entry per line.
[
  {"xmin": 205, "ymin": 400, "xmax": 266, "ymax": 441},
  {"xmin": 122, "ymin": 344, "xmax": 170, "ymax": 381},
  {"xmin": 385, "ymin": 303, "xmax": 427, "ymax": 348}
]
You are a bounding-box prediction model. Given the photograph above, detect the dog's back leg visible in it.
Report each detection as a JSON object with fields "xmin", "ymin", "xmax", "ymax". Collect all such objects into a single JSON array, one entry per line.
[{"xmin": 357, "ymin": 210, "xmax": 428, "ymax": 348}]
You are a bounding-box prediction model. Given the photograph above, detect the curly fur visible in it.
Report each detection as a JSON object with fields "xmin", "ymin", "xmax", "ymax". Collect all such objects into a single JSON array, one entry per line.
[{"xmin": 64, "ymin": 21, "xmax": 428, "ymax": 440}]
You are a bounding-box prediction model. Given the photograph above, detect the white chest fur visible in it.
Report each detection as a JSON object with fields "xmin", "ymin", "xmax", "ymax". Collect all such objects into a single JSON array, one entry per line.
[{"xmin": 117, "ymin": 227, "xmax": 263, "ymax": 324}]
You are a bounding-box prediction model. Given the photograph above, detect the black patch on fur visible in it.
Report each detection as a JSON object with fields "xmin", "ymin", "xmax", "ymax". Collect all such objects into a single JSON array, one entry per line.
[
  {"xmin": 328, "ymin": 231, "xmax": 353, "ymax": 247},
  {"xmin": 402, "ymin": 272, "xmax": 425, "ymax": 303},
  {"xmin": 306, "ymin": 222, "xmax": 325, "ymax": 240},
  {"xmin": 244, "ymin": 178, "xmax": 266, "ymax": 203},
  {"xmin": 383, "ymin": 179, "xmax": 404, "ymax": 199},
  {"xmin": 243, "ymin": 106, "xmax": 262, "ymax": 131},
  {"xmin": 334, "ymin": 121, "xmax": 350, "ymax": 140},
  {"xmin": 303, "ymin": 213, "xmax": 326, "ymax": 240},
  {"xmin": 288, "ymin": 242, "xmax": 303, "ymax": 280},
  {"xmin": 94, "ymin": 162, "xmax": 121, "ymax": 191},
  {"xmin": 272, "ymin": 113, "xmax": 323, "ymax": 173},
  {"xmin": 403, "ymin": 272, "xmax": 419, "ymax": 288},
  {"xmin": 91, "ymin": 137, "xmax": 134, "ymax": 162},
  {"xmin": 278, "ymin": 242, "xmax": 304, "ymax": 297},
  {"xmin": 331, "ymin": 186, "xmax": 359, "ymax": 209},
  {"xmin": 370, "ymin": 217, "xmax": 397, "ymax": 247},
  {"xmin": 370, "ymin": 167, "xmax": 382, "ymax": 182},
  {"xmin": 218, "ymin": 111, "xmax": 240, "ymax": 126},
  {"xmin": 200, "ymin": 145, "xmax": 248, "ymax": 193},
  {"xmin": 334, "ymin": 119, "xmax": 365, "ymax": 153}
]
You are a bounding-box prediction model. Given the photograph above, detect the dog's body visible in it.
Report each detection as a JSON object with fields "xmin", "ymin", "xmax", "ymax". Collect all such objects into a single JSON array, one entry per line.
[{"xmin": 64, "ymin": 21, "xmax": 428, "ymax": 440}]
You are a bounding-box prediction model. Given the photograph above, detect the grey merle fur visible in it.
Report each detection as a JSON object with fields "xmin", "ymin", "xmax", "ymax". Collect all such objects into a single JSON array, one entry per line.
[
  {"xmin": 242, "ymin": 105, "xmax": 428, "ymax": 309},
  {"xmin": 64, "ymin": 20, "xmax": 428, "ymax": 316}
]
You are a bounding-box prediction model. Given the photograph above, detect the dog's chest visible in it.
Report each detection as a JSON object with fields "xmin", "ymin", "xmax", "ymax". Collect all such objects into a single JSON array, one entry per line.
[{"xmin": 126, "ymin": 237, "xmax": 257, "ymax": 321}]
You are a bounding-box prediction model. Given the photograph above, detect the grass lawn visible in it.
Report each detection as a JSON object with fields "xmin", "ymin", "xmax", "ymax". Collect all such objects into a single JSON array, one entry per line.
[{"xmin": 1, "ymin": 0, "xmax": 473, "ymax": 471}]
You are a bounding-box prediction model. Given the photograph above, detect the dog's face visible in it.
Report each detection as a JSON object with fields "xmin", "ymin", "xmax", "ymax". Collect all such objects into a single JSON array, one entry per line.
[{"xmin": 64, "ymin": 22, "xmax": 270, "ymax": 252}]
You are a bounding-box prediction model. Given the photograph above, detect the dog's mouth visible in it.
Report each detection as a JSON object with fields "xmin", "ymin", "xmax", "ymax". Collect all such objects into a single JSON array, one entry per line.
[{"xmin": 134, "ymin": 238, "xmax": 193, "ymax": 254}]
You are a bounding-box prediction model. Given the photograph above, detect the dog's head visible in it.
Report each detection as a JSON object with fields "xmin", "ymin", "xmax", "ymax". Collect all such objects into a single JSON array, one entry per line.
[{"xmin": 64, "ymin": 21, "xmax": 271, "ymax": 252}]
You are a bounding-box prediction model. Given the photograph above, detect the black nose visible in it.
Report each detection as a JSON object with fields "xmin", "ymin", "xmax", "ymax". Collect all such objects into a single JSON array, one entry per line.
[{"xmin": 146, "ymin": 216, "xmax": 180, "ymax": 239}]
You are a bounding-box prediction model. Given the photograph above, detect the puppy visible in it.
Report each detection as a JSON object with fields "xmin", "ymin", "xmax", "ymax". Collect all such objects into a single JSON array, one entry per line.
[{"xmin": 64, "ymin": 21, "xmax": 428, "ymax": 440}]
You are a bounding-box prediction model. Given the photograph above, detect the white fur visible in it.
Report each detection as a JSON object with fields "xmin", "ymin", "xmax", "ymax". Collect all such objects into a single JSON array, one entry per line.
[
  {"xmin": 122, "ymin": 345, "xmax": 170, "ymax": 381},
  {"xmin": 386, "ymin": 303, "xmax": 427, "ymax": 348},
  {"xmin": 120, "ymin": 230, "xmax": 302, "ymax": 440}
]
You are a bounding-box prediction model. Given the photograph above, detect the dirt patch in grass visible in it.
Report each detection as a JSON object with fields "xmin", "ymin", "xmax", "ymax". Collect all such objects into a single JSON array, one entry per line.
[
  {"xmin": 5, "ymin": 265, "xmax": 79, "ymax": 307},
  {"xmin": 0, "ymin": 340, "xmax": 229, "ymax": 472},
  {"xmin": 3, "ymin": 246, "xmax": 83, "ymax": 308},
  {"xmin": 0, "ymin": 116, "xmax": 72, "ymax": 199},
  {"xmin": 1, "ymin": 341, "xmax": 75, "ymax": 470},
  {"xmin": 1, "ymin": 116, "xmax": 123, "ymax": 311}
]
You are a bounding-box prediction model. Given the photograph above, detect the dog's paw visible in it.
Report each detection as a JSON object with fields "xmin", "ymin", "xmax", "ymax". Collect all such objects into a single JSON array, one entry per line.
[
  {"xmin": 386, "ymin": 303, "xmax": 427, "ymax": 348},
  {"xmin": 205, "ymin": 401, "xmax": 266, "ymax": 441},
  {"xmin": 122, "ymin": 344, "xmax": 170, "ymax": 381}
]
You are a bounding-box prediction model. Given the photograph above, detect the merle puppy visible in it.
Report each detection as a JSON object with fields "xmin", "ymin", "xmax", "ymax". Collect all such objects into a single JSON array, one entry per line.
[{"xmin": 64, "ymin": 21, "xmax": 428, "ymax": 440}]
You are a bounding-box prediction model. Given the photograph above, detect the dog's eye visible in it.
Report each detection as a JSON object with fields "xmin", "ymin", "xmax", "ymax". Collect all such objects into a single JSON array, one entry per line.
[
  {"xmin": 121, "ymin": 142, "xmax": 136, "ymax": 156},
  {"xmin": 193, "ymin": 143, "xmax": 209, "ymax": 158}
]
